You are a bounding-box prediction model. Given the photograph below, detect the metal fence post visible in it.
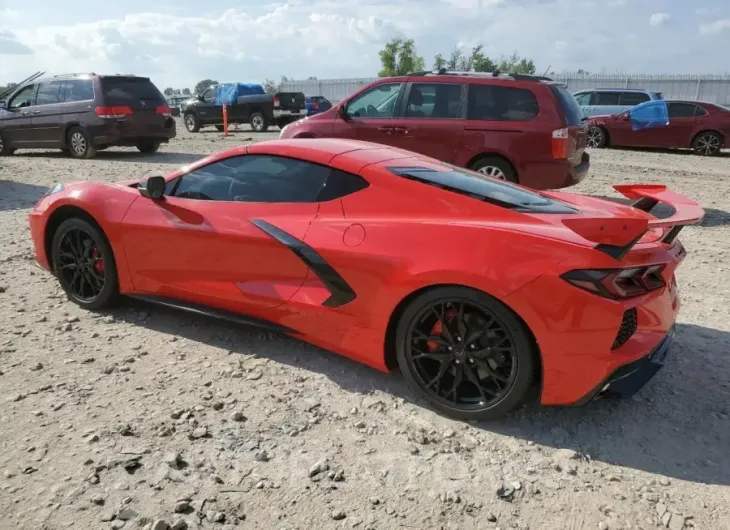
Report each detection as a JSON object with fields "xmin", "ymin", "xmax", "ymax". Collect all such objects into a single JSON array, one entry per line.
[{"xmin": 695, "ymin": 76, "xmax": 702, "ymax": 100}]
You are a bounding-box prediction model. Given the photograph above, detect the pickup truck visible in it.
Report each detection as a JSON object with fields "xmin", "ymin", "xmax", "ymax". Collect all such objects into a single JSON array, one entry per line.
[{"xmin": 181, "ymin": 83, "xmax": 307, "ymax": 133}]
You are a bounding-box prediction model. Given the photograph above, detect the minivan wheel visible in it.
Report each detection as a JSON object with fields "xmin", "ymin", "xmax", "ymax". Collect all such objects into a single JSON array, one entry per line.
[
  {"xmin": 250, "ymin": 112, "xmax": 268, "ymax": 133},
  {"xmin": 184, "ymin": 113, "xmax": 200, "ymax": 133},
  {"xmin": 587, "ymin": 126, "xmax": 607, "ymax": 148},
  {"xmin": 0, "ymin": 132, "xmax": 16, "ymax": 156},
  {"xmin": 136, "ymin": 142, "xmax": 160, "ymax": 154},
  {"xmin": 67, "ymin": 127, "xmax": 97, "ymax": 159},
  {"xmin": 692, "ymin": 132, "xmax": 722, "ymax": 156},
  {"xmin": 470, "ymin": 156, "xmax": 517, "ymax": 183}
]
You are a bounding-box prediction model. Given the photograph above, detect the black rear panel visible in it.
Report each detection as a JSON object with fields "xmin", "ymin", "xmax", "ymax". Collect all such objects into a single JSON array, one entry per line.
[
  {"xmin": 100, "ymin": 76, "xmax": 166, "ymax": 109},
  {"xmin": 275, "ymin": 92, "xmax": 306, "ymax": 112}
]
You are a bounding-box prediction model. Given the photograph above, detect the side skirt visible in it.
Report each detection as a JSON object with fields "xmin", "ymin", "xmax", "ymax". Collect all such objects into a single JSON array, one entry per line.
[{"xmin": 127, "ymin": 294, "xmax": 297, "ymax": 335}]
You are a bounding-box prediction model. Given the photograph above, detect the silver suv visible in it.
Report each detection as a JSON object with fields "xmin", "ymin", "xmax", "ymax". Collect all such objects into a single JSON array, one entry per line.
[{"xmin": 573, "ymin": 89, "xmax": 663, "ymax": 117}]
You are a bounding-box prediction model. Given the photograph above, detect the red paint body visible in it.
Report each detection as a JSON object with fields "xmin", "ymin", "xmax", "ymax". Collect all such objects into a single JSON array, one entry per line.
[
  {"xmin": 28, "ymin": 138, "xmax": 703, "ymax": 406},
  {"xmin": 589, "ymin": 100, "xmax": 730, "ymax": 150}
]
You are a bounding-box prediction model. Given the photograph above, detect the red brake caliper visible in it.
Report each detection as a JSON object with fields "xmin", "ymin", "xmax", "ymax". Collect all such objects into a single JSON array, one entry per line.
[
  {"xmin": 91, "ymin": 249, "xmax": 105, "ymax": 274},
  {"xmin": 426, "ymin": 308, "xmax": 457, "ymax": 352}
]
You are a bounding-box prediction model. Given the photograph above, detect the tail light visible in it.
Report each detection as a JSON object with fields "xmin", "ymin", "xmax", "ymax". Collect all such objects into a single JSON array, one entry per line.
[
  {"xmin": 312, "ymin": 102, "xmax": 319, "ymax": 111},
  {"xmin": 94, "ymin": 106, "xmax": 133, "ymax": 118},
  {"xmin": 561, "ymin": 265, "xmax": 666, "ymax": 299},
  {"xmin": 551, "ymin": 127, "xmax": 570, "ymax": 159},
  {"xmin": 156, "ymin": 104, "xmax": 171, "ymax": 117},
  {"xmin": 273, "ymin": 96, "xmax": 280, "ymax": 108}
]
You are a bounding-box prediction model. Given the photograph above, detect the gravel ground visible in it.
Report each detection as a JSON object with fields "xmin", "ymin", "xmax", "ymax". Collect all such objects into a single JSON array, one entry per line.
[{"xmin": 1, "ymin": 120, "xmax": 729, "ymax": 530}]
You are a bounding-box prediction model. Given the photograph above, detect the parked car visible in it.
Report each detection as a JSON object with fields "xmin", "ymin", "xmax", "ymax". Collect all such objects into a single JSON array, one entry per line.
[
  {"xmin": 0, "ymin": 73, "xmax": 176, "ymax": 159},
  {"xmin": 28, "ymin": 138, "xmax": 702, "ymax": 420},
  {"xmin": 279, "ymin": 71, "xmax": 589, "ymax": 190},
  {"xmin": 181, "ymin": 83, "xmax": 306, "ymax": 133},
  {"xmin": 586, "ymin": 99, "xmax": 729, "ymax": 155},
  {"xmin": 573, "ymin": 89, "xmax": 663, "ymax": 118},
  {"xmin": 305, "ymin": 96, "xmax": 333, "ymax": 115}
]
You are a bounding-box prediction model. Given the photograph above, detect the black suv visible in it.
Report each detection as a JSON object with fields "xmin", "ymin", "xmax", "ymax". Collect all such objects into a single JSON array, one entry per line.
[{"xmin": 0, "ymin": 73, "xmax": 176, "ymax": 159}]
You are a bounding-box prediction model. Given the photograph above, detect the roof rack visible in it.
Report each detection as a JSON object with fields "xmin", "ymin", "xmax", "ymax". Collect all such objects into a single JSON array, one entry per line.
[
  {"xmin": 52, "ymin": 72, "xmax": 96, "ymax": 78},
  {"xmin": 405, "ymin": 69, "xmax": 553, "ymax": 82}
]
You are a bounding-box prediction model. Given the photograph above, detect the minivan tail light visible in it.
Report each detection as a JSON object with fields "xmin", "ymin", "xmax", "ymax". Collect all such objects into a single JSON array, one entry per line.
[
  {"xmin": 312, "ymin": 102, "xmax": 319, "ymax": 111},
  {"xmin": 551, "ymin": 127, "xmax": 570, "ymax": 159},
  {"xmin": 273, "ymin": 96, "xmax": 280, "ymax": 108},
  {"xmin": 94, "ymin": 106, "xmax": 133, "ymax": 118},
  {"xmin": 561, "ymin": 265, "xmax": 666, "ymax": 299},
  {"xmin": 156, "ymin": 104, "xmax": 171, "ymax": 117}
]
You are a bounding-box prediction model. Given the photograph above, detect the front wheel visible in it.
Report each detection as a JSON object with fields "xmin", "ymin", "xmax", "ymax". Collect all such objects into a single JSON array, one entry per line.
[
  {"xmin": 692, "ymin": 132, "xmax": 722, "ymax": 156},
  {"xmin": 50, "ymin": 217, "xmax": 120, "ymax": 310},
  {"xmin": 249, "ymin": 111, "xmax": 268, "ymax": 133},
  {"xmin": 184, "ymin": 113, "xmax": 200, "ymax": 133},
  {"xmin": 395, "ymin": 286, "xmax": 536, "ymax": 421},
  {"xmin": 0, "ymin": 131, "xmax": 15, "ymax": 156},
  {"xmin": 469, "ymin": 156, "xmax": 517, "ymax": 183}
]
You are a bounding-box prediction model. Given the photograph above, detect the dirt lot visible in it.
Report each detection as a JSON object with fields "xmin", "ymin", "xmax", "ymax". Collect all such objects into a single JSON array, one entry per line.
[{"xmin": 1, "ymin": 121, "xmax": 729, "ymax": 530}]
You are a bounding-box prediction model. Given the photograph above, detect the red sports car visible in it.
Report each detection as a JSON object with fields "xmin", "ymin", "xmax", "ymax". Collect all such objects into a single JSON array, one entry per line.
[
  {"xmin": 587, "ymin": 99, "xmax": 729, "ymax": 155},
  {"xmin": 28, "ymin": 139, "xmax": 704, "ymax": 420}
]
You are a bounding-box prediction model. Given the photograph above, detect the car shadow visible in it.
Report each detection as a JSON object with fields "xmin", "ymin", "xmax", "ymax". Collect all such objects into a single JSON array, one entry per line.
[
  {"xmin": 105, "ymin": 298, "xmax": 730, "ymax": 486},
  {"xmin": 591, "ymin": 194, "xmax": 730, "ymax": 227},
  {"xmin": 0, "ymin": 179, "xmax": 48, "ymax": 211},
  {"xmin": 14, "ymin": 150, "xmax": 205, "ymax": 165}
]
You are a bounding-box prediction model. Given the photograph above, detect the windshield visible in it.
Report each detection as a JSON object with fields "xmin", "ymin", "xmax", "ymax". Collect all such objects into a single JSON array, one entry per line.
[{"xmin": 387, "ymin": 164, "xmax": 576, "ymax": 213}]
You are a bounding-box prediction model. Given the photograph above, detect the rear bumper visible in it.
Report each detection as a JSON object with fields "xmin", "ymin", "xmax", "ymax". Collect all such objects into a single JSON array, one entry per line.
[
  {"xmin": 572, "ymin": 327, "xmax": 675, "ymax": 406},
  {"xmin": 273, "ymin": 109, "xmax": 307, "ymax": 120},
  {"xmin": 519, "ymin": 151, "xmax": 590, "ymax": 190},
  {"xmin": 88, "ymin": 117, "xmax": 177, "ymax": 147}
]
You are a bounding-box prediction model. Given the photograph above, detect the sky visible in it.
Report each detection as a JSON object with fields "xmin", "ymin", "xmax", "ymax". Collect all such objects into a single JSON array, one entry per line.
[{"xmin": 1, "ymin": 0, "xmax": 729, "ymax": 90}]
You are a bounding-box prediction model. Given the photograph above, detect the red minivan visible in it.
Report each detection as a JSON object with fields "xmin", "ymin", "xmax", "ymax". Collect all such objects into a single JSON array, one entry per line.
[{"xmin": 279, "ymin": 72, "xmax": 590, "ymax": 189}]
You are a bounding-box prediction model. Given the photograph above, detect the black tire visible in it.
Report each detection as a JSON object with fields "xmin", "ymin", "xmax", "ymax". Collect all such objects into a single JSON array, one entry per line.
[
  {"xmin": 0, "ymin": 131, "xmax": 15, "ymax": 156},
  {"xmin": 215, "ymin": 125, "xmax": 224, "ymax": 132},
  {"xmin": 469, "ymin": 156, "xmax": 517, "ymax": 183},
  {"xmin": 691, "ymin": 131, "xmax": 722, "ymax": 156},
  {"xmin": 137, "ymin": 142, "xmax": 160, "ymax": 154},
  {"xmin": 587, "ymin": 126, "xmax": 608, "ymax": 148},
  {"xmin": 50, "ymin": 217, "xmax": 120, "ymax": 310},
  {"xmin": 395, "ymin": 286, "xmax": 536, "ymax": 421},
  {"xmin": 249, "ymin": 111, "xmax": 268, "ymax": 132},
  {"xmin": 66, "ymin": 127, "xmax": 97, "ymax": 159},
  {"xmin": 184, "ymin": 113, "xmax": 200, "ymax": 133}
]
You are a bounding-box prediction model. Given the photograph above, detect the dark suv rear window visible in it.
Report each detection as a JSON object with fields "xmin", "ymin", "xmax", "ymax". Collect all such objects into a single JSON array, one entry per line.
[
  {"xmin": 467, "ymin": 85, "xmax": 538, "ymax": 121},
  {"xmin": 387, "ymin": 165, "xmax": 576, "ymax": 213},
  {"xmin": 550, "ymin": 84, "xmax": 586, "ymax": 126},
  {"xmin": 100, "ymin": 77, "xmax": 165, "ymax": 106}
]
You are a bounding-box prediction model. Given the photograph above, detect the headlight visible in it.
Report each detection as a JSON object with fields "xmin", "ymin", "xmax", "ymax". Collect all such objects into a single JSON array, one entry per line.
[{"xmin": 41, "ymin": 183, "xmax": 64, "ymax": 198}]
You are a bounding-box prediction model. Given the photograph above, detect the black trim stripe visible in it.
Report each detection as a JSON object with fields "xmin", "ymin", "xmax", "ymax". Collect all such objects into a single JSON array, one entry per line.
[{"xmin": 250, "ymin": 219, "xmax": 356, "ymax": 308}]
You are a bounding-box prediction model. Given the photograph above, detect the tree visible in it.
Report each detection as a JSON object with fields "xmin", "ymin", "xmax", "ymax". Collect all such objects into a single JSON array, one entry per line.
[
  {"xmin": 0, "ymin": 82, "xmax": 18, "ymax": 94},
  {"xmin": 378, "ymin": 38, "xmax": 425, "ymax": 77},
  {"xmin": 182, "ymin": 88, "xmax": 191, "ymax": 95},
  {"xmin": 262, "ymin": 76, "xmax": 291, "ymax": 94},
  {"xmin": 163, "ymin": 87, "xmax": 174, "ymax": 96},
  {"xmin": 496, "ymin": 52, "xmax": 536, "ymax": 75},
  {"xmin": 194, "ymin": 79, "xmax": 218, "ymax": 95},
  {"xmin": 434, "ymin": 45, "xmax": 496, "ymax": 72}
]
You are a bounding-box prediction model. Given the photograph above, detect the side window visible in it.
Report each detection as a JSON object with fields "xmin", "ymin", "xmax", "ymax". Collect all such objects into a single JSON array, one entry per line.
[
  {"xmin": 170, "ymin": 155, "xmax": 331, "ymax": 203},
  {"xmin": 467, "ymin": 85, "xmax": 539, "ymax": 121},
  {"xmin": 36, "ymin": 81, "xmax": 63, "ymax": 106},
  {"xmin": 668, "ymin": 103, "xmax": 697, "ymax": 118},
  {"xmin": 694, "ymin": 105, "xmax": 708, "ymax": 117},
  {"xmin": 347, "ymin": 83, "xmax": 402, "ymax": 118},
  {"xmin": 8, "ymin": 85, "xmax": 37, "ymax": 109},
  {"xmin": 574, "ymin": 92, "xmax": 592, "ymax": 106},
  {"xmin": 202, "ymin": 88, "xmax": 216, "ymax": 104},
  {"xmin": 63, "ymin": 79, "xmax": 95, "ymax": 103},
  {"xmin": 594, "ymin": 92, "xmax": 621, "ymax": 105},
  {"xmin": 619, "ymin": 92, "xmax": 650, "ymax": 106},
  {"xmin": 317, "ymin": 169, "xmax": 369, "ymax": 201},
  {"xmin": 405, "ymin": 83, "xmax": 462, "ymax": 119}
]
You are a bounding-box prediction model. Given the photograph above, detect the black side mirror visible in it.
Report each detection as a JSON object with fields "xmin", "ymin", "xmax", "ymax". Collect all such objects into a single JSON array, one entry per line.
[
  {"xmin": 0, "ymin": 101, "xmax": 6, "ymax": 110},
  {"xmin": 138, "ymin": 175, "xmax": 166, "ymax": 200},
  {"xmin": 337, "ymin": 104, "xmax": 349, "ymax": 121}
]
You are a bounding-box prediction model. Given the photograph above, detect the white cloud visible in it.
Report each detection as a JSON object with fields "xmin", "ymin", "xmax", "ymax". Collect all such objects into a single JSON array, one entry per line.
[
  {"xmin": 649, "ymin": 13, "xmax": 671, "ymax": 27},
  {"xmin": 0, "ymin": 1, "xmax": 727, "ymax": 89},
  {"xmin": 700, "ymin": 19, "xmax": 730, "ymax": 35}
]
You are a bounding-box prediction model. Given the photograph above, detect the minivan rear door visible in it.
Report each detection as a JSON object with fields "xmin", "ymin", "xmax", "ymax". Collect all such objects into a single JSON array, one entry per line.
[
  {"xmin": 549, "ymin": 84, "xmax": 587, "ymax": 166},
  {"xmin": 99, "ymin": 76, "xmax": 168, "ymax": 133}
]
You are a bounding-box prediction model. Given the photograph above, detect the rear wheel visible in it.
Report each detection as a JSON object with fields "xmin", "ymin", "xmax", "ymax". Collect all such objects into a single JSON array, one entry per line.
[
  {"xmin": 249, "ymin": 111, "xmax": 268, "ymax": 133},
  {"xmin": 692, "ymin": 132, "xmax": 722, "ymax": 156},
  {"xmin": 50, "ymin": 217, "xmax": 119, "ymax": 310},
  {"xmin": 67, "ymin": 127, "xmax": 96, "ymax": 159},
  {"xmin": 469, "ymin": 156, "xmax": 517, "ymax": 183},
  {"xmin": 184, "ymin": 113, "xmax": 200, "ymax": 133},
  {"xmin": 136, "ymin": 142, "xmax": 160, "ymax": 154},
  {"xmin": 0, "ymin": 132, "xmax": 15, "ymax": 156},
  {"xmin": 587, "ymin": 126, "xmax": 607, "ymax": 148},
  {"xmin": 395, "ymin": 286, "xmax": 536, "ymax": 421}
]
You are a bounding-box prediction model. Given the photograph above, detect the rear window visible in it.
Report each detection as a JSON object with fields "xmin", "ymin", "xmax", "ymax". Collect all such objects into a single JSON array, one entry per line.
[
  {"xmin": 619, "ymin": 92, "xmax": 650, "ymax": 106},
  {"xmin": 387, "ymin": 165, "xmax": 576, "ymax": 214},
  {"xmin": 100, "ymin": 77, "xmax": 165, "ymax": 106},
  {"xmin": 550, "ymin": 85, "xmax": 586, "ymax": 126},
  {"xmin": 467, "ymin": 84, "xmax": 538, "ymax": 121}
]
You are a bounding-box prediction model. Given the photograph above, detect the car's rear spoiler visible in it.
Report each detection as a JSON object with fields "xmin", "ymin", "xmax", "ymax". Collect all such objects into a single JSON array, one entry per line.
[{"xmin": 562, "ymin": 184, "xmax": 705, "ymax": 260}]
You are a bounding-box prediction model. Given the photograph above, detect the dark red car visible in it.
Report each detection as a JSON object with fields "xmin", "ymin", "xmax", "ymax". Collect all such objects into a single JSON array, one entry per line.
[
  {"xmin": 587, "ymin": 100, "xmax": 730, "ymax": 155},
  {"xmin": 279, "ymin": 72, "xmax": 590, "ymax": 190}
]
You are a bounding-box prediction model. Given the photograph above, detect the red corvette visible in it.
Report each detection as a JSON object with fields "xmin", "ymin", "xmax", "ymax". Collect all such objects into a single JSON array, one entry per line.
[{"xmin": 28, "ymin": 138, "xmax": 704, "ymax": 419}]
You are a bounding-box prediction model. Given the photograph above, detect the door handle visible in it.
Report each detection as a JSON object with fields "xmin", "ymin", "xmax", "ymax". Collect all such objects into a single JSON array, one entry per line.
[
  {"xmin": 33, "ymin": 110, "xmax": 40, "ymax": 114},
  {"xmin": 377, "ymin": 126, "xmax": 394, "ymax": 135},
  {"xmin": 393, "ymin": 127, "xmax": 411, "ymax": 136}
]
